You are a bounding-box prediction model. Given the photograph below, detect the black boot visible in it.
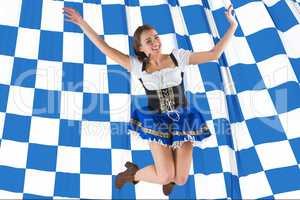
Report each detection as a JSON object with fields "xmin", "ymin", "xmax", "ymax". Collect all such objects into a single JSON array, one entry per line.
[
  {"xmin": 163, "ymin": 182, "xmax": 175, "ymax": 195},
  {"xmin": 115, "ymin": 161, "xmax": 139, "ymax": 189}
]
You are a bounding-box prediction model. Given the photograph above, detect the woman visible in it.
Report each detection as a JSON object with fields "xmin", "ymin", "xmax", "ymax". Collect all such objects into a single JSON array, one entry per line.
[{"xmin": 63, "ymin": 4, "xmax": 237, "ymax": 195}]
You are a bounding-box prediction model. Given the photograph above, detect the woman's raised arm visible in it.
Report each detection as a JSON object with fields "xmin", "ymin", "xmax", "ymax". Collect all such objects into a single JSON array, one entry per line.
[{"xmin": 63, "ymin": 7, "xmax": 131, "ymax": 70}]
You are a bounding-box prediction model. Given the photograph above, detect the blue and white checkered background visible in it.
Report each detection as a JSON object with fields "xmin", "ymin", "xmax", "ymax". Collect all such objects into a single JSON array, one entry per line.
[{"xmin": 0, "ymin": 0, "xmax": 300, "ymax": 199}]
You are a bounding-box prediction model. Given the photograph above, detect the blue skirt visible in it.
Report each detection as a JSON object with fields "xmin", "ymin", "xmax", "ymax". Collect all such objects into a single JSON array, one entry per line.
[{"xmin": 128, "ymin": 105, "xmax": 212, "ymax": 149}]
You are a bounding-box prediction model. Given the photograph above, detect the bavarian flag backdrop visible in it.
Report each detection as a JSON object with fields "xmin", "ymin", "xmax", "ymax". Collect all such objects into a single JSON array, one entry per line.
[{"xmin": 0, "ymin": 0, "xmax": 300, "ymax": 199}]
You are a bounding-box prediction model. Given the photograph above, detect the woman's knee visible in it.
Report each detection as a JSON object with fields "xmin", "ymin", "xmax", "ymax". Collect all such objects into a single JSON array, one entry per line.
[
  {"xmin": 174, "ymin": 175, "xmax": 189, "ymax": 185},
  {"xmin": 156, "ymin": 165, "xmax": 175, "ymax": 184}
]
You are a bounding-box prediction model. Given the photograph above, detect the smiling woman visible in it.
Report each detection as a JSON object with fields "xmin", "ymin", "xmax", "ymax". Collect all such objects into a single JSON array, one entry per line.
[{"xmin": 63, "ymin": 4, "xmax": 237, "ymax": 196}]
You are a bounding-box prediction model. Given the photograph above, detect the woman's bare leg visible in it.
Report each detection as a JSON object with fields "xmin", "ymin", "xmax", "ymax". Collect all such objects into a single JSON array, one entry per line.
[
  {"xmin": 134, "ymin": 141, "xmax": 175, "ymax": 185},
  {"xmin": 173, "ymin": 141, "xmax": 193, "ymax": 185}
]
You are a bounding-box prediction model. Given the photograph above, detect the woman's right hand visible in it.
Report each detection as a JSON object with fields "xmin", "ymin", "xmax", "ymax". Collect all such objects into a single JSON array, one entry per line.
[{"xmin": 63, "ymin": 7, "xmax": 83, "ymax": 26}]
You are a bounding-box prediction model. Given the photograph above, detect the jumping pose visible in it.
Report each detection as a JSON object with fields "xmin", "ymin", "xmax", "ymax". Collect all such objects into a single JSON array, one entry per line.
[{"xmin": 63, "ymin": 4, "xmax": 237, "ymax": 195}]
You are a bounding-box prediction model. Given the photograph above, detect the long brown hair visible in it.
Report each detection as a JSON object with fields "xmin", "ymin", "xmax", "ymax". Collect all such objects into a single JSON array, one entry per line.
[{"xmin": 133, "ymin": 24, "xmax": 155, "ymax": 63}]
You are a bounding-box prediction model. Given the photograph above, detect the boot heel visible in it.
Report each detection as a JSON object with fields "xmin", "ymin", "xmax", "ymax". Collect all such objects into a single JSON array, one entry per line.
[{"xmin": 125, "ymin": 161, "xmax": 137, "ymax": 169}]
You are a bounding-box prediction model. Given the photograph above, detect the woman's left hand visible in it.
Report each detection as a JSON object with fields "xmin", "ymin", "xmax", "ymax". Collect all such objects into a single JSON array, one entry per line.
[{"xmin": 225, "ymin": 4, "xmax": 237, "ymax": 27}]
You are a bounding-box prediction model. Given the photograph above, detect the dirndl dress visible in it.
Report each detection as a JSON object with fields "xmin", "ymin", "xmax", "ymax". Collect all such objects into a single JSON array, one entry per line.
[{"xmin": 128, "ymin": 104, "xmax": 211, "ymax": 149}]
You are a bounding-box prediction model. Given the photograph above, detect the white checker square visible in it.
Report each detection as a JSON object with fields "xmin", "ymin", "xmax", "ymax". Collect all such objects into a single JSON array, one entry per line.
[
  {"xmin": 0, "ymin": 0, "xmax": 22, "ymax": 26},
  {"xmin": 111, "ymin": 149, "xmax": 132, "ymax": 175},
  {"xmin": 189, "ymin": 33, "xmax": 215, "ymax": 52},
  {"xmin": 125, "ymin": 6, "xmax": 143, "ymax": 37},
  {"xmin": 104, "ymin": 35, "xmax": 129, "ymax": 65},
  {"xmin": 257, "ymin": 54, "xmax": 297, "ymax": 88},
  {"xmin": 218, "ymin": 145, "xmax": 238, "ymax": 176},
  {"xmin": 0, "ymin": 190, "xmax": 23, "ymax": 200},
  {"xmin": 0, "ymin": 112, "xmax": 4, "ymax": 139},
  {"xmin": 0, "ymin": 55, "xmax": 14, "ymax": 85},
  {"xmin": 160, "ymin": 33, "xmax": 177, "ymax": 54},
  {"xmin": 177, "ymin": 0, "xmax": 202, "ymax": 7},
  {"xmin": 130, "ymin": 131, "xmax": 150, "ymax": 151},
  {"xmin": 262, "ymin": 0, "xmax": 281, "ymax": 7},
  {"xmin": 237, "ymin": 90, "xmax": 277, "ymax": 120},
  {"xmin": 15, "ymin": 28, "xmax": 40, "ymax": 60},
  {"xmin": 220, "ymin": 66, "xmax": 236, "ymax": 95},
  {"xmin": 135, "ymin": 182, "xmax": 167, "ymax": 199},
  {"xmin": 56, "ymin": 146, "xmax": 80, "ymax": 173},
  {"xmin": 278, "ymin": 25, "xmax": 300, "ymax": 58},
  {"xmin": 255, "ymin": 140, "xmax": 297, "ymax": 170},
  {"xmin": 6, "ymin": 86, "xmax": 34, "ymax": 116},
  {"xmin": 239, "ymin": 171, "xmax": 272, "ymax": 199},
  {"xmin": 101, "ymin": 0, "xmax": 124, "ymax": 4},
  {"xmin": 0, "ymin": 140, "xmax": 28, "ymax": 168},
  {"xmin": 60, "ymin": 91, "xmax": 83, "ymax": 120},
  {"xmin": 138, "ymin": 0, "xmax": 166, "ymax": 6},
  {"xmin": 63, "ymin": 32, "xmax": 84, "ymax": 63},
  {"xmin": 231, "ymin": 121, "xmax": 254, "ymax": 151},
  {"xmin": 29, "ymin": 116, "xmax": 60, "ymax": 146},
  {"xmin": 83, "ymin": 3, "xmax": 104, "ymax": 35},
  {"xmin": 83, "ymin": 64, "xmax": 108, "ymax": 94},
  {"xmin": 81, "ymin": 121, "xmax": 111, "ymax": 149},
  {"xmin": 206, "ymin": 90, "xmax": 229, "ymax": 120},
  {"xmin": 41, "ymin": 0, "xmax": 64, "ymax": 32},
  {"xmin": 194, "ymin": 173, "xmax": 227, "ymax": 199},
  {"xmin": 274, "ymin": 189, "xmax": 300, "ymax": 199},
  {"xmin": 224, "ymin": 36, "xmax": 255, "ymax": 66},
  {"xmin": 24, "ymin": 169, "xmax": 55, "ymax": 196},
  {"xmin": 80, "ymin": 174, "xmax": 111, "ymax": 199},
  {"xmin": 208, "ymin": 0, "xmax": 226, "ymax": 11},
  {"xmin": 184, "ymin": 66, "xmax": 205, "ymax": 93},
  {"xmin": 109, "ymin": 93, "xmax": 130, "ymax": 122},
  {"xmin": 278, "ymin": 108, "xmax": 300, "ymax": 139},
  {"xmin": 64, "ymin": 0, "xmax": 83, "ymax": 2},
  {"xmin": 35, "ymin": 60, "xmax": 63, "ymax": 91},
  {"xmin": 170, "ymin": 6, "xmax": 187, "ymax": 36},
  {"xmin": 235, "ymin": 2, "xmax": 274, "ymax": 36}
]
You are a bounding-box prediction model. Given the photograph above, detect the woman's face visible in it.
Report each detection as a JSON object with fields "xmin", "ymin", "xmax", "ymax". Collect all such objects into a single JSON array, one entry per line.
[{"xmin": 139, "ymin": 29, "xmax": 162, "ymax": 57}]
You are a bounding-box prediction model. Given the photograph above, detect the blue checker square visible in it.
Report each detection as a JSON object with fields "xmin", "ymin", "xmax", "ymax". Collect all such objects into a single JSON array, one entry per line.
[
  {"xmin": 80, "ymin": 148, "xmax": 111, "ymax": 174},
  {"xmin": 59, "ymin": 119, "xmax": 81, "ymax": 147},
  {"xmin": 130, "ymin": 95, "xmax": 148, "ymax": 113},
  {"xmin": 267, "ymin": 1, "xmax": 298, "ymax": 32},
  {"xmin": 289, "ymin": 138, "xmax": 300, "ymax": 163},
  {"xmin": 82, "ymin": 93, "xmax": 110, "ymax": 121},
  {"xmin": 3, "ymin": 113, "xmax": 31, "ymax": 142},
  {"xmin": 230, "ymin": 63, "xmax": 265, "ymax": 92},
  {"xmin": 83, "ymin": 0, "xmax": 101, "ymax": 4},
  {"xmin": 38, "ymin": 30, "xmax": 63, "ymax": 61},
  {"xmin": 84, "ymin": 35, "xmax": 106, "ymax": 64},
  {"xmin": 128, "ymin": 36, "xmax": 135, "ymax": 56},
  {"xmin": 0, "ymin": 25, "xmax": 18, "ymax": 56},
  {"xmin": 223, "ymin": 172, "xmax": 242, "ymax": 200},
  {"xmin": 214, "ymin": 118, "xmax": 234, "ymax": 148},
  {"xmin": 186, "ymin": 92, "xmax": 212, "ymax": 121},
  {"xmin": 0, "ymin": 166, "xmax": 25, "ymax": 193},
  {"xmin": 112, "ymin": 175, "xmax": 136, "ymax": 199},
  {"xmin": 141, "ymin": 5, "xmax": 174, "ymax": 34},
  {"xmin": 0, "ymin": 84, "xmax": 9, "ymax": 112},
  {"xmin": 268, "ymin": 82, "xmax": 300, "ymax": 114},
  {"xmin": 102, "ymin": 5, "xmax": 128, "ymax": 34},
  {"xmin": 226, "ymin": 95, "xmax": 244, "ymax": 123},
  {"xmin": 266, "ymin": 166, "xmax": 300, "ymax": 194},
  {"xmin": 19, "ymin": 0, "xmax": 42, "ymax": 29},
  {"xmin": 27, "ymin": 143, "xmax": 58, "ymax": 171},
  {"xmin": 169, "ymin": 176, "xmax": 196, "ymax": 199},
  {"xmin": 176, "ymin": 34, "xmax": 192, "ymax": 50},
  {"xmin": 124, "ymin": 0, "xmax": 139, "ymax": 6},
  {"xmin": 32, "ymin": 89, "xmax": 61, "ymax": 118},
  {"xmin": 111, "ymin": 122, "xmax": 131, "ymax": 149},
  {"xmin": 107, "ymin": 65, "xmax": 130, "ymax": 93},
  {"xmin": 181, "ymin": 5, "xmax": 210, "ymax": 35},
  {"xmin": 246, "ymin": 28, "xmax": 285, "ymax": 62},
  {"xmin": 62, "ymin": 62, "xmax": 83, "ymax": 92},
  {"xmin": 246, "ymin": 116, "xmax": 287, "ymax": 145},
  {"xmin": 236, "ymin": 147, "xmax": 263, "ymax": 177},
  {"xmin": 193, "ymin": 147, "xmax": 223, "ymax": 174},
  {"xmin": 54, "ymin": 172, "xmax": 80, "ymax": 198},
  {"xmin": 11, "ymin": 57, "xmax": 37, "ymax": 88},
  {"xmin": 23, "ymin": 193, "xmax": 52, "ymax": 200},
  {"xmin": 199, "ymin": 62, "xmax": 223, "ymax": 91},
  {"xmin": 63, "ymin": 2, "xmax": 83, "ymax": 33},
  {"xmin": 131, "ymin": 150, "xmax": 153, "ymax": 168}
]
